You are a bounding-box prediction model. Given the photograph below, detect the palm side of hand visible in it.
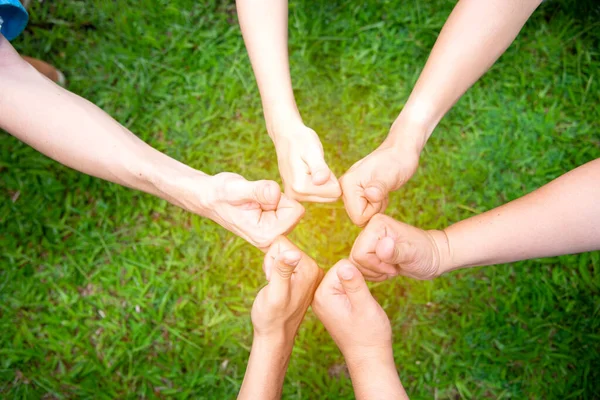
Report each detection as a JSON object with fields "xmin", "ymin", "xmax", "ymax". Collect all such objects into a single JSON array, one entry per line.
[
  {"xmin": 313, "ymin": 260, "xmax": 391, "ymax": 357},
  {"xmin": 252, "ymin": 236, "xmax": 323, "ymax": 337}
]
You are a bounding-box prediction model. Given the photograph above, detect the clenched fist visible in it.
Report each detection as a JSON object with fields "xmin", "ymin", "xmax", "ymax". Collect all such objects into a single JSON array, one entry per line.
[
  {"xmin": 350, "ymin": 214, "xmax": 451, "ymax": 281},
  {"xmin": 272, "ymin": 124, "xmax": 342, "ymax": 203},
  {"xmin": 192, "ymin": 172, "xmax": 305, "ymax": 250},
  {"xmin": 340, "ymin": 143, "xmax": 419, "ymax": 227}
]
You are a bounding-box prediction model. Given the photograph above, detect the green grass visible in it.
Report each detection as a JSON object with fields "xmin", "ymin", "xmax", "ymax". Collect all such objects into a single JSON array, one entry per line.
[{"xmin": 1, "ymin": 0, "xmax": 599, "ymax": 398}]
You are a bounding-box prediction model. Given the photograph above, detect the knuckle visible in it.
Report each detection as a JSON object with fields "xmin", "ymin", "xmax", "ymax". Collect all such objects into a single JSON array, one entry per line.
[
  {"xmin": 290, "ymin": 182, "xmax": 307, "ymax": 194},
  {"xmin": 276, "ymin": 266, "xmax": 294, "ymax": 279},
  {"xmin": 350, "ymin": 251, "xmax": 366, "ymax": 266}
]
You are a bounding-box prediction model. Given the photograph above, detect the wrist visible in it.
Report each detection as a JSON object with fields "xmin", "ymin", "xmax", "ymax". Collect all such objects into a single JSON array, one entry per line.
[
  {"xmin": 264, "ymin": 107, "xmax": 304, "ymax": 140},
  {"xmin": 142, "ymin": 154, "xmax": 212, "ymax": 215},
  {"xmin": 345, "ymin": 348, "xmax": 406, "ymax": 400},
  {"xmin": 345, "ymin": 346, "xmax": 398, "ymax": 384},
  {"xmin": 427, "ymin": 229, "xmax": 457, "ymax": 276},
  {"xmin": 387, "ymin": 103, "xmax": 440, "ymax": 153},
  {"xmin": 344, "ymin": 344, "xmax": 394, "ymax": 370},
  {"xmin": 252, "ymin": 332, "xmax": 293, "ymax": 359}
]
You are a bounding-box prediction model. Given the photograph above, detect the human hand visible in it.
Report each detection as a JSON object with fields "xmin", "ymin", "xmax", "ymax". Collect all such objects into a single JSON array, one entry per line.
[
  {"xmin": 350, "ymin": 213, "xmax": 451, "ymax": 281},
  {"xmin": 190, "ymin": 172, "xmax": 304, "ymax": 250},
  {"xmin": 312, "ymin": 259, "xmax": 392, "ymax": 361},
  {"xmin": 339, "ymin": 142, "xmax": 419, "ymax": 227},
  {"xmin": 252, "ymin": 236, "xmax": 324, "ymax": 340},
  {"xmin": 239, "ymin": 237, "xmax": 323, "ymax": 400},
  {"xmin": 271, "ymin": 123, "xmax": 341, "ymax": 202},
  {"xmin": 312, "ymin": 260, "xmax": 409, "ymax": 400}
]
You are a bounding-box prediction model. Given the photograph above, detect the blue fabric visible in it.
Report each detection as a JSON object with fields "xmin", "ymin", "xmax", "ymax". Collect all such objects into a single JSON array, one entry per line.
[{"xmin": 0, "ymin": 0, "xmax": 28, "ymax": 41}]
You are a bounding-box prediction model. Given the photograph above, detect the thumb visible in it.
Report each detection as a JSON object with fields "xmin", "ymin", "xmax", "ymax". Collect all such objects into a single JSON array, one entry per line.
[
  {"xmin": 303, "ymin": 153, "xmax": 332, "ymax": 185},
  {"xmin": 269, "ymin": 250, "xmax": 302, "ymax": 301},
  {"xmin": 336, "ymin": 260, "xmax": 372, "ymax": 308},
  {"xmin": 364, "ymin": 180, "xmax": 387, "ymax": 203},
  {"xmin": 235, "ymin": 180, "xmax": 281, "ymax": 209},
  {"xmin": 375, "ymin": 236, "xmax": 411, "ymax": 265}
]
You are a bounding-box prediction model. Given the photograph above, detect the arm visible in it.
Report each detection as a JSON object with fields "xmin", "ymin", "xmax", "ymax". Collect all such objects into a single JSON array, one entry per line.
[
  {"xmin": 239, "ymin": 336, "xmax": 291, "ymax": 400},
  {"xmin": 238, "ymin": 237, "xmax": 323, "ymax": 399},
  {"xmin": 0, "ymin": 35, "xmax": 304, "ymax": 249},
  {"xmin": 350, "ymin": 159, "xmax": 600, "ymax": 280},
  {"xmin": 236, "ymin": 0, "xmax": 341, "ymax": 202},
  {"xmin": 347, "ymin": 351, "xmax": 407, "ymax": 400},
  {"xmin": 312, "ymin": 261, "xmax": 408, "ymax": 399},
  {"xmin": 235, "ymin": 0, "xmax": 298, "ymax": 134},
  {"xmin": 0, "ymin": 37, "xmax": 204, "ymax": 208},
  {"xmin": 441, "ymin": 158, "xmax": 600, "ymax": 271},
  {"xmin": 390, "ymin": 0, "xmax": 543, "ymax": 147},
  {"xmin": 340, "ymin": 0, "xmax": 542, "ymax": 226}
]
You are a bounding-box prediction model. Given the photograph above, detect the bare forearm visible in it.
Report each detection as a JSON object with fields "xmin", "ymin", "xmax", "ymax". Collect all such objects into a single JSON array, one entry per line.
[
  {"xmin": 238, "ymin": 336, "xmax": 291, "ymax": 400},
  {"xmin": 346, "ymin": 351, "xmax": 408, "ymax": 400},
  {"xmin": 0, "ymin": 38, "xmax": 209, "ymax": 213},
  {"xmin": 236, "ymin": 0, "xmax": 301, "ymax": 135},
  {"xmin": 439, "ymin": 159, "xmax": 600, "ymax": 272},
  {"xmin": 390, "ymin": 0, "xmax": 542, "ymax": 148}
]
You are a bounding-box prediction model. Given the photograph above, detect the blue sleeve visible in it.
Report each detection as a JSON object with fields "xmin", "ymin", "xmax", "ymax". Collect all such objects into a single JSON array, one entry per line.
[{"xmin": 0, "ymin": 0, "xmax": 28, "ymax": 41}]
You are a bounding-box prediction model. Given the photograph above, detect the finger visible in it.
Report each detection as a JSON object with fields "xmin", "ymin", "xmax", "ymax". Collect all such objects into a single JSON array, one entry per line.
[
  {"xmin": 312, "ymin": 263, "xmax": 340, "ymax": 311},
  {"xmin": 269, "ymin": 250, "xmax": 302, "ymax": 303},
  {"xmin": 292, "ymin": 195, "xmax": 339, "ymax": 203},
  {"xmin": 364, "ymin": 180, "xmax": 388, "ymax": 204},
  {"xmin": 362, "ymin": 181, "xmax": 389, "ymax": 225},
  {"xmin": 287, "ymin": 184, "xmax": 342, "ymax": 201},
  {"xmin": 335, "ymin": 260, "xmax": 373, "ymax": 309},
  {"xmin": 229, "ymin": 179, "xmax": 281, "ymax": 210},
  {"xmin": 302, "ymin": 152, "xmax": 332, "ymax": 185},
  {"xmin": 376, "ymin": 236, "xmax": 408, "ymax": 271},
  {"xmin": 350, "ymin": 226, "xmax": 397, "ymax": 275},
  {"xmin": 352, "ymin": 261, "xmax": 387, "ymax": 280},
  {"xmin": 264, "ymin": 236, "xmax": 299, "ymax": 280},
  {"xmin": 375, "ymin": 236, "xmax": 415, "ymax": 266},
  {"xmin": 263, "ymin": 250, "xmax": 275, "ymax": 281},
  {"xmin": 294, "ymin": 256, "xmax": 324, "ymax": 302},
  {"xmin": 289, "ymin": 164, "xmax": 341, "ymax": 200},
  {"xmin": 289, "ymin": 186, "xmax": 341, "ymax": 203},
  {"xmin": 360, "ymin": 200, "xmax": 385, "ymax": 227},
  {"xmin": 272, "ymin": 195, "xmax": 305, "ymax": 235},
  {"xmin": 375, "ymin": 236, "xmax": 398, "ymax": 263},
  {"xmin": 340, "ymin": 175, "xmax": 369, "ymax": 226},
  {"xmin": 364, "ymin": 273, "xmax": 391, "ymax": 282},
  {"xmin": 353, "ymin": 252, "xmax": 396, "ymax": 277}
]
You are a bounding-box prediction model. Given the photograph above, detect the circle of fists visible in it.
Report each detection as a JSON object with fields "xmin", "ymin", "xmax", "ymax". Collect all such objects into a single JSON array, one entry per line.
[{"xmin": 208, "ymin": 125, "xmax": 422, "ymax": 250}]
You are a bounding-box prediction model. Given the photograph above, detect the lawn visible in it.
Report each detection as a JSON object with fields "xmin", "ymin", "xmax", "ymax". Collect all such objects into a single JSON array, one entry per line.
[{"xmin": 1, "ymin": 0, "xmax": 599, "ymax": 398}]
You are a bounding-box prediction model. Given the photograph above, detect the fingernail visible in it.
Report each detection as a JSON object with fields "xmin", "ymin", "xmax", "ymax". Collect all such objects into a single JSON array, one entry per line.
[{"xmin": 339, "ymin": 265, "xmax": 354, "ymax": 280}]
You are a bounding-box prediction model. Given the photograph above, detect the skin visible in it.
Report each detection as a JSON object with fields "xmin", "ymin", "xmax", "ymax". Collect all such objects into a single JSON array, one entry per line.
[
  {"xmin": 0, "ymin": 34, "xmax": 304, "ymax": 250},
  {"xmin": 351, "ymin": 159, "xmax": 600, "ymax": 281},
  {"xmin": 236, "ymin": 0, "xmax": 342, "ymax": 203},
  {"xmin": 238, "ymin": 236, "xmax": 323, "ymax": 399},
  {"xmin": 340, "ymin": 0, "xmax": 543, "ymax": 226},
  {"xmin": 312, "ymin": 260, "xmax": 409, "ymax": 400}
]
